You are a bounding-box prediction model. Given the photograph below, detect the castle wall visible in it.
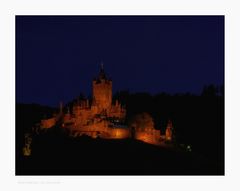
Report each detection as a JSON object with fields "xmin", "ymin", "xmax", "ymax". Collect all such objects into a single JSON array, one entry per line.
[
  {"xmin": 91, "ymin": 105, "xmax": 98, "ymax": 115},
  {"xmin": 74, "ymin": 109, "xmax": 92, "ymax": 125},
  {"xmin": 109, "ymin": 105, "xmax": 126, "ymax": 119},
  {"xmin": 63, "ymin": 113, "xmax": 72, "ymax": 123},
  {"xmin": 105, "ymin": 128, "xmax": 130, "ymax": 139},
  {"xmin": 70, "ymin": 119, "xmax": 108, "ymax": 132},
  {"xmin": 41, "ymin": 117, "xmax": 56, "ymax": 128},
  {"xmin": 134, "ymin": 130, "xmax": 161, "ymax": 145}
]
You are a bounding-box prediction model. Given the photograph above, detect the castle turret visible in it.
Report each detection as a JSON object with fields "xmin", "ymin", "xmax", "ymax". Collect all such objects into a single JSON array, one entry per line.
[{"xmin": 165, "ymin": 120, "xmax": 173, "ymax": 141}]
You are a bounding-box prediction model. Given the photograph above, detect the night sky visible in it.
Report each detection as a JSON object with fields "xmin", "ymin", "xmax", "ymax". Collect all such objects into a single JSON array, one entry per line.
[{"xmin": 16, "ymin": 16, "xmax": 224, "ymax": 107}]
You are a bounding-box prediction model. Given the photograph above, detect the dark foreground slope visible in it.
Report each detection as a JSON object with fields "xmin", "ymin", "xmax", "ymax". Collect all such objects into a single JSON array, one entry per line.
[{"xmin": 16, "ymin": 132, "xmax": 223, "ymax": 175}]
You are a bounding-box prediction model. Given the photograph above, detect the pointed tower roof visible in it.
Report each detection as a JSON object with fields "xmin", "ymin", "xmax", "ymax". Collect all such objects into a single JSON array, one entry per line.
[
  {"xmin": 95, "ymin": 62, "xmax": 112, "ymax": 82},
  {"xmin": 98, "ymin": 62, "xmax": 107, "ymax": 80},
  {"xmin": 93, "ymin": 62, "xmax": 112, "ymax": 83}
]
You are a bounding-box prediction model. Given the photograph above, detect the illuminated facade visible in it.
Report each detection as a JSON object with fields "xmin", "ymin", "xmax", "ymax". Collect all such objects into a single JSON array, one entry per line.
[
  {"xmin": 41, "ymin": 64, "xmax": 128, "ymax": 139},
  {"xmin": 40, "ymin": 65, "xmax": 173, "ymax": 144}
]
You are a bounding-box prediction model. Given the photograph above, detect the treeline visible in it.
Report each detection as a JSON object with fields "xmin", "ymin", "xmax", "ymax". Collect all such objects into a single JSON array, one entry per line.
[{"xmin": 113, "ymin": 84, "xmax": 224, "ymax": 163}]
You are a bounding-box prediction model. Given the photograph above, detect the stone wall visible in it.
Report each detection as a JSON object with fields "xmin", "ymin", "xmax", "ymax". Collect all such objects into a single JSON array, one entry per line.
[
  {"xmin": 105, "ymin": 128, "xmax": 130, "ymax": 139},
  {"xmin": 134, "ymin": 129, "xmax": 161, "ymax": 145},
  {"xmin": 41, "ymin": 117, "xmax": 56, "ymax": 128},
  {"xmin": 109, "ymin": 105, "xmax": 126, "ymax": 119}
]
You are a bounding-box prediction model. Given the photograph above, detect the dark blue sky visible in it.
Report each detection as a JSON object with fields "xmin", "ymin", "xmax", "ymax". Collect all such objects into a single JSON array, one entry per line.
[{"xmin": 16, "ymin": 16, "xmax": 224, "ymax": 107}]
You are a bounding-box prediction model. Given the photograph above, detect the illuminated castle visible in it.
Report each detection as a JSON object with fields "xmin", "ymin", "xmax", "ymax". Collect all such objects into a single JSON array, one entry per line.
[{"xmin": 39, "ymin": 64, "xmax": 173, "ymax": 144}]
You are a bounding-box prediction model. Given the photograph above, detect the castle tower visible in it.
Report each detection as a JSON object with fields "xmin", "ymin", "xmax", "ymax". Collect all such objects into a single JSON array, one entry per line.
[
  {"xmin": 165, "ymin": 120, "xmax": 173, "ymax": 141},
  {"xmin": 92, "ymin": 64, "xmax": 112, "ymax": 113}
]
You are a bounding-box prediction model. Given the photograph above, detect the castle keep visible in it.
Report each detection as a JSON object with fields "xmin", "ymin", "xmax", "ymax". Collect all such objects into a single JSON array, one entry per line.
[{"xmin": 40, "ymin": 65, "xmax": 173, "ymax": 145}]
